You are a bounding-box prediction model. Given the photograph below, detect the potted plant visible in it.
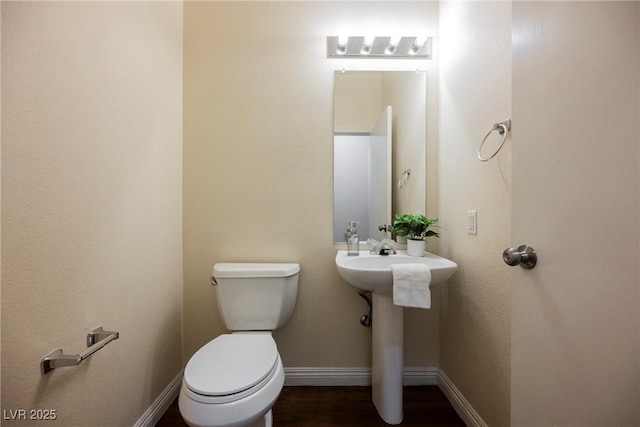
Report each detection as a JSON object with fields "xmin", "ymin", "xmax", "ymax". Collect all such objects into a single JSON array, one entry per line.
[{"xmin": 392, "ymin": 214, "xmax": 440, "ymax": 257}]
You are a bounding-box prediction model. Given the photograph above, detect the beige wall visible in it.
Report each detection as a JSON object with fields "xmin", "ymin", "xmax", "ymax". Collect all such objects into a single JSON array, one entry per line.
[
  {"xmin": 438, "ymin": 2, "xmax": 512, "ymax": 426},
  {"xmin": 1, "ymin": 2, "xmax": 183, "ymax": 425},
  {"xmin": 183, "ymin": 1, "xmax": 440, "ymax": 369}
]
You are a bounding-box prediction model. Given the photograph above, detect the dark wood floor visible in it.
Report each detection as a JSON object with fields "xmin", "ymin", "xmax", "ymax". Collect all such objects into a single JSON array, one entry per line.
[{"xmin": 157, "ymin": 386, "xmax": 465, "ymax": 426}]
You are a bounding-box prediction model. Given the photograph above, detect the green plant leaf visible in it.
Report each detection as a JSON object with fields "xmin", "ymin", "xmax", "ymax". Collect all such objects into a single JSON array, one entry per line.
[{"xmin": 391, "ymin": 213, "xmax": 440, "ymax": 240}]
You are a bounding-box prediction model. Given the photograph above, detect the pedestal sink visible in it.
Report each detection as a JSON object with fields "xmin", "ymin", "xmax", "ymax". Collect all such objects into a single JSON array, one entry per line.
[{"xmin": 335, "ymin": 250, "xmax": 458, "ymax": 425}]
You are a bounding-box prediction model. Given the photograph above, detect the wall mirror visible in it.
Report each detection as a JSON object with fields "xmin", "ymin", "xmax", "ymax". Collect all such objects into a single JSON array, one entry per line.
[{"xmin": 333, "ymin": 70, "xmax": 427, "ymax": 243}]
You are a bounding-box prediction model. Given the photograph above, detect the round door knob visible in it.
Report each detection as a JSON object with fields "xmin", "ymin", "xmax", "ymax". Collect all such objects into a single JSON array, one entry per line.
[{"xmin": 503, "ymin": 245, "xmax": 537, "ymax": 269}]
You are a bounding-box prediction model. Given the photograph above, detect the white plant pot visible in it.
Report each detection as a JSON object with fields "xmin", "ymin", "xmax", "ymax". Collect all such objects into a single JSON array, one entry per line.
[{"xmin": 406, "ymin": 239, "xmax": 425, "ymax": 257}]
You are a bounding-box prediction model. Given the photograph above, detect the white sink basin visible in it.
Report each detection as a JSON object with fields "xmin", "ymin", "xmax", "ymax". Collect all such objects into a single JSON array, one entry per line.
[{"xmin": 335, "ymin": 250, "xmax": 457, "ymax": 295}]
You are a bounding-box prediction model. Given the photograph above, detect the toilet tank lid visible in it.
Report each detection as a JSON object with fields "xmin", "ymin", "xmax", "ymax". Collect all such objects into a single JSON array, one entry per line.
[{"xmin": 213, "ymin": 263, "xmax": 300, "ymax": 278}]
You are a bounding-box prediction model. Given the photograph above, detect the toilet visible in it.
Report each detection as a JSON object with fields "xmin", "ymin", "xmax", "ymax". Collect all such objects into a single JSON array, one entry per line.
[{"xmin": 179, "ymin": 262, "xmax": 300, "ymax": 427}]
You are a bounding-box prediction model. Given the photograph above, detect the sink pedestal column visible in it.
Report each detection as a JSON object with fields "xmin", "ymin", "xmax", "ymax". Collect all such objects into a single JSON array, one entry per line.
[{"xmin": 372, "ymin": 293, "xmax": 404, "ymax": 425}]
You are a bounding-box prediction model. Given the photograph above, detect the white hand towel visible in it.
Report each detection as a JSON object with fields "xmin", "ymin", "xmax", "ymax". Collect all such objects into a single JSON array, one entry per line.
[{"xmin": 391, "ymin": 264, "xmax": 432, "ymax": 309}]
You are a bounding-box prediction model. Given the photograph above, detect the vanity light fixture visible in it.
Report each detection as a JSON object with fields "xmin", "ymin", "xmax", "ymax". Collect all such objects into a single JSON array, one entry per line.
[{"xmin": 327, "ymin": 36, "xmax": 432, "ymax": 58}]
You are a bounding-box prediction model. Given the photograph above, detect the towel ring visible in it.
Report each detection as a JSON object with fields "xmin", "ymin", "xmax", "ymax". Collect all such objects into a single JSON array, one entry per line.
[
  {"xmin": 398, "ymin": 169, "xmax": 411, "ymax": 189},
  {"xmin": 478, "ymin": 119, "xmax": 511, "ymax": 162}
]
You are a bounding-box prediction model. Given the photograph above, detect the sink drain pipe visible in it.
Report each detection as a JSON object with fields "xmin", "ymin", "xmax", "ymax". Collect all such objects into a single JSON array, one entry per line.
[{"xmin": 358, "ymin": 290, "xmax": 372, "ymax": 327}]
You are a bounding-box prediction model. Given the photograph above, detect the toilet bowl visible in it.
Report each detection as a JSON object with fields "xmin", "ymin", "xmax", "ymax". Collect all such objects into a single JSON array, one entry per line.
[
  {"xmin": 179, "ymin": 263, "xmax": 299, "ymax": 427},
  {"xmin": 179, "ymin": 333, "xmax": 284, "ymax": 427}
]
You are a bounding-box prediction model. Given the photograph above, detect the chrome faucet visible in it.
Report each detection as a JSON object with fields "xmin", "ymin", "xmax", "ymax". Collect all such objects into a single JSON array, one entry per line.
[
  {"xmin": 369, "ymin": 238, "xmax": 396, "ymax": 255},
  {"xmin": 379, "ymin": 238, "xmax": 396, "ymax": 255}
]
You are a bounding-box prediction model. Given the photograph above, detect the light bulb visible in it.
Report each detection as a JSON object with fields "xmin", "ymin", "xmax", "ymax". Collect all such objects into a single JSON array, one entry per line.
[
  {"xmin": 385, "ymin": 36, "xmax": 401, "ymax": 55},
  {"xmin": 410, "ymin": 36, "xmax": 428, "ymax": 55},
  {"xmin": 360, "ymin": 36, "xmax": 374, "ymax": 55},
  {"xmin": 336, "ymin": 35, "xmax": 348, "ymax": 55}
]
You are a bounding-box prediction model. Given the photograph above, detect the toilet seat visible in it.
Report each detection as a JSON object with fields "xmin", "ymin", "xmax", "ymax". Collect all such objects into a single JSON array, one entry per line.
[{"xmin": 183, "ymin": 334, "xmax": 279, "ymax": 404}]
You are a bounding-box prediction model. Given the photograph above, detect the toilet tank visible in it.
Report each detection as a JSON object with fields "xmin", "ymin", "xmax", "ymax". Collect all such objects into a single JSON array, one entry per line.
[{"xmin": 212, "ymin": 263, "xmax": 300, "ymax": 331}]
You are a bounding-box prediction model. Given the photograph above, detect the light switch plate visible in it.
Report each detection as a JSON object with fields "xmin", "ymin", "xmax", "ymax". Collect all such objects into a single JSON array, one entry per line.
[{"xmin": 467, "ymin": 210, "xmax": 477, "ymax": 235}]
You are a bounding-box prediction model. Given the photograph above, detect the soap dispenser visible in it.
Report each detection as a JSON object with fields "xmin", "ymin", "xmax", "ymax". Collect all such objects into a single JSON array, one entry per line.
[{"xmin": 346, "ymin": 221, "xmax": 360, "ymax": 256}]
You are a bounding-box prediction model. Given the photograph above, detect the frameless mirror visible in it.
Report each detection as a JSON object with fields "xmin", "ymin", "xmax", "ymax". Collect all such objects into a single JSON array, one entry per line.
[{"xmin": 333, "ymin": 71, "xmax": 427, "ymax": 243}]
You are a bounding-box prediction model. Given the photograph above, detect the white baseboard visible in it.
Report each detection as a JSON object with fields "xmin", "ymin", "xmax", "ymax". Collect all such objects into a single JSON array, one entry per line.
[
  {"xmin": 403, "ymin": 367, "xmax": 439, "ymax": 386},
  {"xmin": 133, "ymin": 370, "xmax": 183, "ymax": 427},
  {"xmin": 284, "ymin": 367, "xmax": 371, "ymax": 386},
  {"xmin": 283, "ymin": 366, "xmax": 438, "ymax": 386},
  {"xmin": 437, "ymin": 369, "xmax": 487, "ymax": 427}
]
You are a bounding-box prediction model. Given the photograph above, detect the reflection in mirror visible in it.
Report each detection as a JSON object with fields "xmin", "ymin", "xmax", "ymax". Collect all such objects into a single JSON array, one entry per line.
[{"xmin": 333, "ymin": 71, "xmax": 427, "ymax": 243}]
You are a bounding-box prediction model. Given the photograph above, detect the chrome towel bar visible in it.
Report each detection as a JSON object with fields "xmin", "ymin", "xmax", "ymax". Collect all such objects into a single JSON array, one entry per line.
[{"xmin": 41, "ymin": 327, "xmax": 119, "ymax": 375}]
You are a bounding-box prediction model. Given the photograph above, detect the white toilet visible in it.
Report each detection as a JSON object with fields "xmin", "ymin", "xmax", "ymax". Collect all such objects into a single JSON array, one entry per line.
[{"xmin": 179, "ymin": 263, "xmax": 300, "ymax": 427}]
